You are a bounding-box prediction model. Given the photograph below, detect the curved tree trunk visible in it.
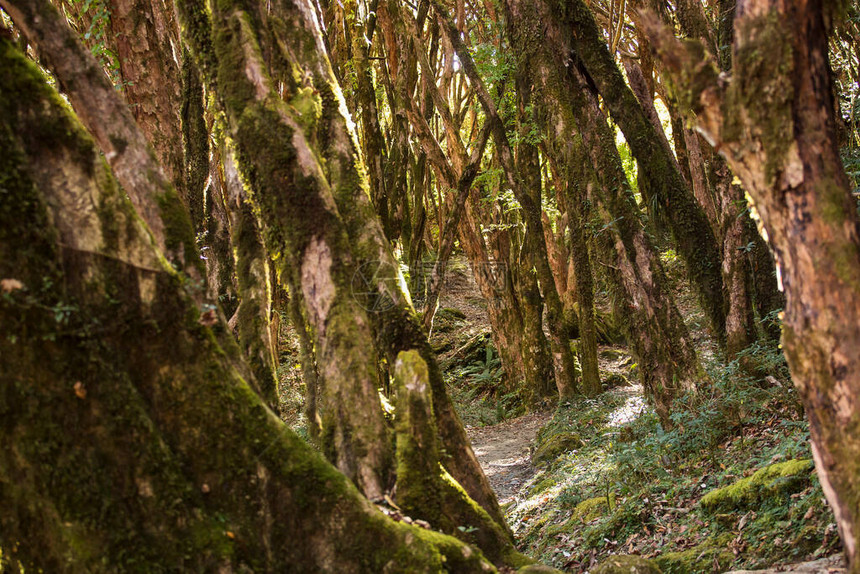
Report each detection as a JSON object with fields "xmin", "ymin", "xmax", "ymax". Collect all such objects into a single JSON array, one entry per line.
[
  {"xmin": 431, "ymin": 0, "xmax": 580, "ymax": 399},
  {"xmin": 648, "ymin": 2, "xmax": 860, "ymax": 567},
  {"xmin": 176, "ymin": 0, "xmax": 394, "ymax": 500},
  {"xmin": 0, "ymin": 35, "xmax": 497, "ymax": 573},
  {"xmin": 4, "ymin": 0, "xmax": 199, "ymax": 274},
  {"xmin": 502, "ymin": 0, "xmax": 700, "ymax": 426},
  {"xmin": 549, "ymin": 0, "xmax": 728, "ymax": 345}
]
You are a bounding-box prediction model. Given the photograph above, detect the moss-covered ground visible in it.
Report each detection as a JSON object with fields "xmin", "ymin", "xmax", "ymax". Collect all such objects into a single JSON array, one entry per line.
[{"xmin": 504, "ymin": 378, "xmax": 840, "ymax": 572}]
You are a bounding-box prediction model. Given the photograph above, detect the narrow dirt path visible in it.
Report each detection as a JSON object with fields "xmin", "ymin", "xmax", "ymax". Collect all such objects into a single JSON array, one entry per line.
[{"xmin": 467, "ymin": 410, "xmax": 553, "ymax": 503}]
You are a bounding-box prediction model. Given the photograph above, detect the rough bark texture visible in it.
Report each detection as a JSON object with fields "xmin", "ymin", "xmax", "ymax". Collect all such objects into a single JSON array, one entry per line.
[
  {"xmin": 2, "ymin": 0, "xmax": 199, "ymax": 274},
  {"xmin": 175, "ymin": 0, "xmax": 506, "ymax": 529},
  {"xmin": 503, "ymin": 0, "xmax": 700, "ymax": 426},
  {"xmin": 648, "ymin": 2, "xmax": 860, "ymax": 568},
  {"xmin": 0, "ymin": 36, "xmax": 497, "ymax": 573},
  {"xmin": 431, "ymin": 0, "xmax": 580, "ymax": 399},
  {"xmin": 176, "ymin": 0, "xmax": 393, "ymax": 500},
  {"xmin": 550, "ymin": 0, "xmax": 728, "ymax": 345},
  {"xmin": 263, "ymin": 0, "xmax": 506, "ymax": 527},
  {"xmin": 106, "ymin": 0, "xmax": 184, "ymax": 192},
  {"xmin": 565, "ymin": 147, "xmax": 603, "ymax": 397},
  {"xmin": 392, "ymin": 352, "xmax": 531, "ymax": 568},
  {"xmin": 220, "ymin": 149, "xmax": 280, "ymax": 410}
]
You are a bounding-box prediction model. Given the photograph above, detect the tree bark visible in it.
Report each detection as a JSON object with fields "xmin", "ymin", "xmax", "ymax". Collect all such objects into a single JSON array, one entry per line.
[
  {"xmin": 0, "ymin": 35, "xmax": 498, "ymax": 572},
  {"xmin": 431, "ymin": 0, "xmax": 580, "ymax": 399},
  {"xmin": 502, "ymin": 0, "xmax": 701, "ymax": 426},
  {"xmin": 548, "ymin": 0, "xmax": 728, "ymax": 345},
  {"xmin": 648, "ymin": 2, "xmax": 860, "ymax": 567},
  {"xmin": 3, "ymin": 0, "xmax": 199, "ymax": 274},
  {"xmin": 392, "ymin": 351, "xmax": 531, "ymax": 567},
  {"xmin": 176, "ymin": 0, "xmax": 393, "ymax": 500}
]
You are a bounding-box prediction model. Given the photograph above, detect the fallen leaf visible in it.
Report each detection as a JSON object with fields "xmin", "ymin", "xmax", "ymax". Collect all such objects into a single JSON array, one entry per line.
[{"xmin": 74, "ymin": 381, "xmax": 86, "ymax": 399}]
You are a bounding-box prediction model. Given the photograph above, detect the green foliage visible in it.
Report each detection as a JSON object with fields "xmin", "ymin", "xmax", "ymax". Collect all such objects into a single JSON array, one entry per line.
[
  {"xmin": 505, "ymin": 345, "xmax": 835, "ymax": 571},
  {"xmin": 67, "ymin": 0, "xmax": 123, "ymax": 88},
  {"xmin": 616, "ymin": 138, "xmax": 639, "ymax": 196},
  {"xmin": 841, "ymin": 147, "xmax": 860, "ymax": 206}
]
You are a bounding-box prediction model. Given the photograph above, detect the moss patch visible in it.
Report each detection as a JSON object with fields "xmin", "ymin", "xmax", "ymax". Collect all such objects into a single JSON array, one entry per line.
[
  {"xmin": 655, "ymin": 538, "xmax": 734, "ymax": 574},
  {"xmin": 699, "ymin": 459, "xmax": 814, "ymax": 512},
  {"xmin": 533, "ymin": 432, "xmax": 583, "ymax": 466}
]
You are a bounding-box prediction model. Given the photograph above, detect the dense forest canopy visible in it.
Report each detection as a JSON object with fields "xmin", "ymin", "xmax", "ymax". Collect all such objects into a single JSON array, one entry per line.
[{"xmin": 1, "ymin": 0, "xmax": 860, "ymax": 571}]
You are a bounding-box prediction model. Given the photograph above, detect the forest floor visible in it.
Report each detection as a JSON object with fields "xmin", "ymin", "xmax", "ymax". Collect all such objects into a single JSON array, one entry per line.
[
  {"xmin": 468, "ymin": 409, "xmax": 552, "ymax": 503},
  {"xmin": 276, "ymin": 255, "xmax": 844, "ymax": 573},
  {"xmin": 430, "ymin": 256, "xmax": 844, "ymax": 574}
]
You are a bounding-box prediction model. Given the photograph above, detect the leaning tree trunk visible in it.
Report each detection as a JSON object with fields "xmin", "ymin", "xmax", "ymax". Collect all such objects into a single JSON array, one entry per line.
[
  {"xmin": 502, "ymin": 0, "xmax": 701, "ymax": 426},
  {"xmin": 431, "ymin": 0, "xmax": 580, "ymax": 399},
  {"xmin": 3, "ymin": 0, "xmax": 199, "ymax": 274},
  {"xmin": 252, "ymin": 0, "xmax": 507, "ymax": 527},
  {"xmin": 648, "ymin": 2, "xmax": 860, "ymax": 568},
  {"xmin": 547, "ymin": 0, "xmax": 728, "ymax": 345},
  {"xmin": 0, "ymin": 34, "xmax": 498, "ymax": 573},
  {"xmin": 175, "ymin": 0, "xmax": 394, "ymax": 500}
]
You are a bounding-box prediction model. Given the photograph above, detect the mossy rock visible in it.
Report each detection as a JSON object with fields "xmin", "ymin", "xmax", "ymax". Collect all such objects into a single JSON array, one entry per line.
[
  {"xmin": 568, "ymin": 494, "xmax": 616, "ymax": 524},
  {"xmin": 593, "ymin": 555, "xmax": 662, "ymax": 574},
  {"xmin": 655, "ymin": 541, "xmax": 734, "ymax": 574},
  {"xmin": 700, "ymin": 459, "xmax": 814, "ymax": 512},
  {"xmin": 432, "ymin": 307, "xmax": 467, "ymax": 334},
  {"xmin": 532, "ymin": 432, "xmax": 583, "ymax": 465},
  {"xmin": 599, "ymin": 348, "xmax": 628, "ymax": 360},
  {"xmin": 520, "ymin": 513, "xmax": 553, "ymax": 543},
  {"xmin": 530, "ymin": 475, "xmax": 559, "ymax": 495},
  {"xmin": 517, "ymin": 564, "xmax": 563, "ymax": 573},
  {"xmin": 437, "ymin": 307, "xmax": 467, "ymax": 320}
]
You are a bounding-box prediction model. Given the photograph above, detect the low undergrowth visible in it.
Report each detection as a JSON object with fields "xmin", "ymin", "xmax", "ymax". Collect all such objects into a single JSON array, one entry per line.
[
  {"xmin": 433, "ymin": 307, "xmax": 524, "ymax": 428},
  {"xmin": 507, "ymin": 347, "xmax": 840, "ymax": 573}
]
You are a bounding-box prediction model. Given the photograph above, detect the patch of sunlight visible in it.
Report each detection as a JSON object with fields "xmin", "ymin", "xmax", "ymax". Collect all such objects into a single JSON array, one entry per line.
[{"xmin": 605, "ymin": 391, "xmax": 646, "ymax": 428}]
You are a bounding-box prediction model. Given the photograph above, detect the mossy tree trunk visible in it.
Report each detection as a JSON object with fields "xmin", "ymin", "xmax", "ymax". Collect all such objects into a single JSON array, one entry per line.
[
  {"xmin": 350, "ymin": 0, "xmax": 398, "ymax": 241},
  {"xmin": 546, "ymin": 0, "xmax": 728, "ymax": 346},
  {"xmin": 175, "ymin": 0, "xmax": 394, "ymax": 500},
  {"xmin": 382, "ymin": 3, "xmax": 554, "ymax": 407},
  {"xmin": 502, "ymin": 0, "xmax": 701, "ymax": 427},
  {"xmin": 563, "ymin": 145, "xmax": 603, "ymax": 397},
  {"xmin": 431, "ymin": 0, "xmax": 579, "ymax": 399},
  {"xmin": 0, "ymin": 34, "xmax": 501, "ymax": 573},
  {"xmin": 392, "ymin": 351, "xmax": 532, "ymax": 568},
  {"xmin": 173, "ymin": 0, "xmax": 506, "ymax": 529},
  {"xmin": 379, "ymin": 0, "xmax": 551, "ymax": 412},
  {"xmin": 3, "ymin": 0, "xmax": 199, "ymax": 275},
  {"xmin": 514, "ymin": 68, "xmax": 568, "ymax": 402},
  {"xmin": 219, "ymin": 147, "xmax": 280, "ymax": 410},
  {"xmin": 645, "ymin": 0, "xmax": 784, "ymax": 362},
  {"xmin": 249, "ymin": 0, "xmax": 506, "ymax": 526},
  {"xmin": 8, "ymin": 0, "xmax": 289, "ymax": 410},
  {"xmin": 648, "ymin": 2, "xmax": 860, "ymax": 567}
]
